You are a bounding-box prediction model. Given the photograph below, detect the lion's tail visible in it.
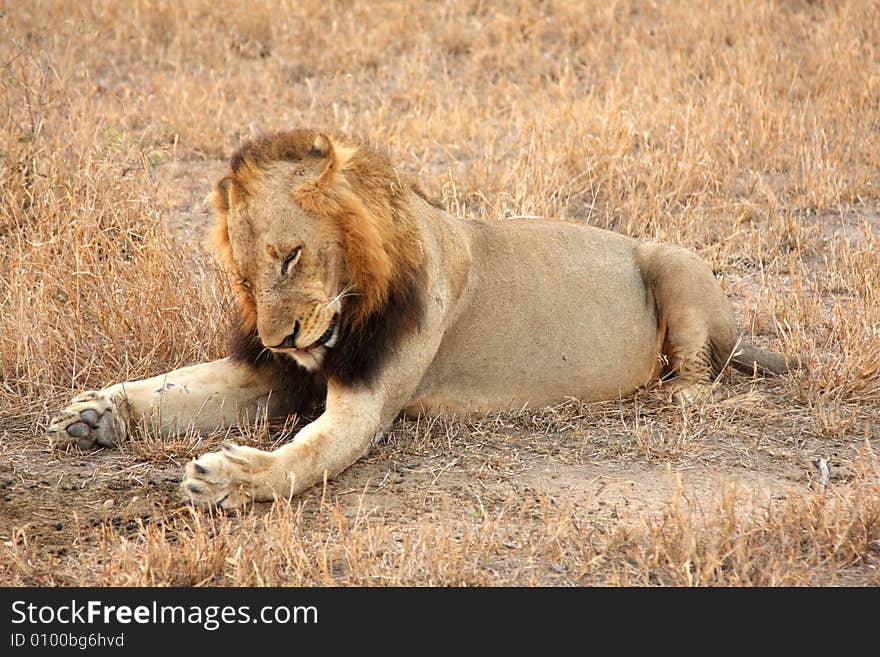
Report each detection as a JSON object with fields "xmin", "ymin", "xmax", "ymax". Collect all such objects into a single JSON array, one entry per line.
[{"xmin": 729, "ymin": 341, "xmax": 803, "ymax": 376}]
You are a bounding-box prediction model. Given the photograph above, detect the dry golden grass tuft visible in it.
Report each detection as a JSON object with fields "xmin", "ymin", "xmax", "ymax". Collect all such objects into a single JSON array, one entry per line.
[{"xmin": 1, "ymin": 0, "xmax": 879, "ymax": 585}]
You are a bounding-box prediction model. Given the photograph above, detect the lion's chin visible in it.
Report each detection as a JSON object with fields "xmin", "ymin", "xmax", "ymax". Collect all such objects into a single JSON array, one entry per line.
[{"xmin": 287, "ymin": 347, "xmax": 326, "ymax": 372}]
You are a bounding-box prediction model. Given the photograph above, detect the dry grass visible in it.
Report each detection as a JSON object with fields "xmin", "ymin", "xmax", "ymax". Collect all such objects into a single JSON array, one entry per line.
[
  {"xmin": 1, "ymin": 0, "xmax": 879, "ymax": 586},
  {"xmin": 4, "ymin": 445, "xmax": 878, "ymax": 587}
]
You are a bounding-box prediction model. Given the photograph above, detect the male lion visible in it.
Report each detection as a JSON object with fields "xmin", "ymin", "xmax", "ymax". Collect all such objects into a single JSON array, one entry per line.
[{"xmin": 48, "ymin": 129, "xmax": 796, "ymax": 508}]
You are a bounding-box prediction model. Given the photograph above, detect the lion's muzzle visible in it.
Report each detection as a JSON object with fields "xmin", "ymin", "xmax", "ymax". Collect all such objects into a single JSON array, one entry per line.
[
  {"xmin": 297, "ymin": 316, "xmax": 338, "ymax": 353},
  {"xmin": 266, "ymin": 321, "xmax": 299, "ymax": 349},
  {"xmin": 267, "ymin": 315, "xmax": 338, "ymax": 354},
  {"xmin": 271, "ymin": 320, "xmax": 301, "ymax": 350}
]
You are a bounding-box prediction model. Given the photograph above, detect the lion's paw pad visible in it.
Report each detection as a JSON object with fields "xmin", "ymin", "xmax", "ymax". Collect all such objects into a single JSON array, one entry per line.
[{"xmin": 48, "ymin": 392, "xmax": 125, "ymax": 451}]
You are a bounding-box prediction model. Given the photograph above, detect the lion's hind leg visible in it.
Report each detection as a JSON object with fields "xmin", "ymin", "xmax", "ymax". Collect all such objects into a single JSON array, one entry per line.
[{"xmin": 635, "ymin": 242, "xmax": 737, "ymax": 405}]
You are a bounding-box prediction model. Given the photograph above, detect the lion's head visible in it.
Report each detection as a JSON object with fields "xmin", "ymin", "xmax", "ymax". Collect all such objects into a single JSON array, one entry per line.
[{"xmin": 211, "ymin": 129, "xmax": 426, "ymax": 382}]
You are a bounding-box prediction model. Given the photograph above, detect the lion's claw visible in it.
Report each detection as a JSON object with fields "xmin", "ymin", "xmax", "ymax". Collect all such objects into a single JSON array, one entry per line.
[{"xmin": 48, "ymin": 391, "xmax": 126, "ymax": 451}]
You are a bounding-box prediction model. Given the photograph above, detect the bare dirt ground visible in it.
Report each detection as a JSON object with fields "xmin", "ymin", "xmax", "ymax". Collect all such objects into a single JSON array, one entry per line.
[{"xmin": 2, "ymin": 1, "xmax": 879, "ymax": 585}]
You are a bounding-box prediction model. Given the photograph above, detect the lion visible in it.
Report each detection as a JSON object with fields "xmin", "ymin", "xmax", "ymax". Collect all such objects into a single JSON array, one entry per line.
[{"xmin": 47, "ymin": 129, "xmax": 798, "ymax": 508}]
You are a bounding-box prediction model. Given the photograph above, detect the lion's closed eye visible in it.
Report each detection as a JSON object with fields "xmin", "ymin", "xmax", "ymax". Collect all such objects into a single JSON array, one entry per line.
[{"xmin": 281, "ymin": 246, "xmax": 302, "ymax": 277}]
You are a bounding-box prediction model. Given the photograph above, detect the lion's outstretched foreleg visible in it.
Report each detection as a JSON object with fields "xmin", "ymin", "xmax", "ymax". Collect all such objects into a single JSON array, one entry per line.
[
  {"xmin": 48, "ymin": 358, "xmax": 276, "ymax": 450},
  {"xmin": 181, "ymin": 324, "xmax": 444, "ymax": 508},
  {"xmin": 180, "ymin": 384, "xmax": 384, "ymax": 507}
]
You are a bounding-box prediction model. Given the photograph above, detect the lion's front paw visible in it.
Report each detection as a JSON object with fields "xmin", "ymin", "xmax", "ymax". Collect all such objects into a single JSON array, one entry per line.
[
  {"xmin": 48, "ymin": 391, "xmax": 126, "ymax": 451},
  {"xmin": 181, "ymin": 444, "xmax": 278, "ymax": 509}
]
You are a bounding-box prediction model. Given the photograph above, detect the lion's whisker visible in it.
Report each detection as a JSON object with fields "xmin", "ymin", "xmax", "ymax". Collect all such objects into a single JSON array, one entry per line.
[{"xmin": 326, "ymin": 284, "xmax": 358, "ymax": 310}]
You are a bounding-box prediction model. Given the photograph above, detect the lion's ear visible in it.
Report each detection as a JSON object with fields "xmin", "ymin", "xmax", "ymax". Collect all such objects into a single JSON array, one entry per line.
[
  {"xmin": 210, "ymin": 175, "xmax": 234, "ymax": 271},
  {"xmin": 309, "ymin": 133, "xmax": 333, "ymax": 159},
  {"xmin": 211, "ymin": 175, "xmax": 232, "ymax": 213},
  {"xmin": 308, "ymin": 132, "xmax": 357, "ymax": 176}
]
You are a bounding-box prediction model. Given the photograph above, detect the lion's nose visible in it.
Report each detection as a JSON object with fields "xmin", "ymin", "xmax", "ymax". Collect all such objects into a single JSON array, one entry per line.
[{"xmin": 278, "ymin": 321, "xmax": 300, "ymax": 349}]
